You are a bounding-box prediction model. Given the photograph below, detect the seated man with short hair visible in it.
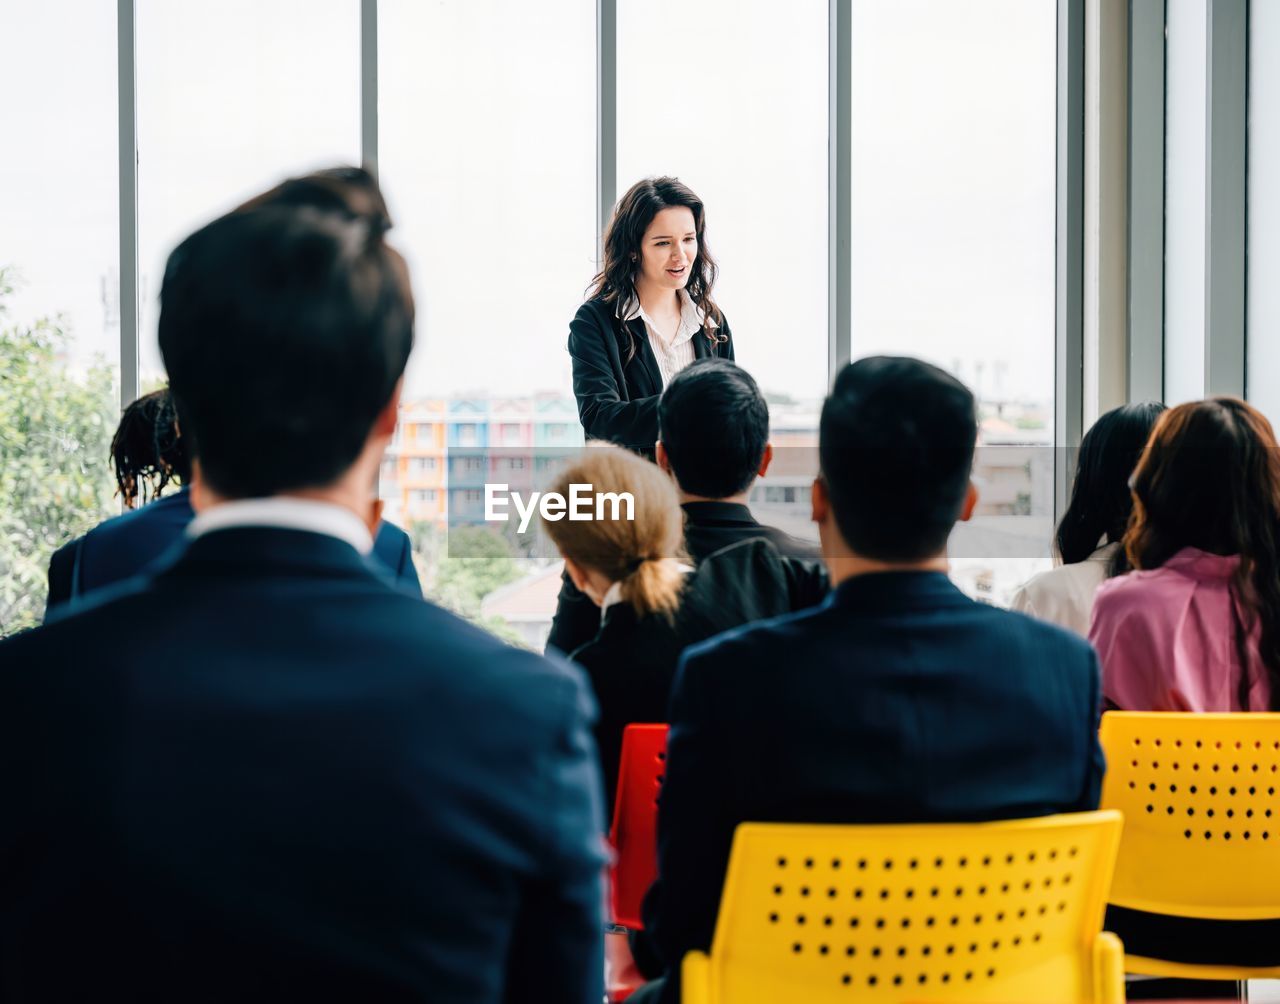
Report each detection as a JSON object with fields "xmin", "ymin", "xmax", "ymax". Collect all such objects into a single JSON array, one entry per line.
[
  {"xmin": 633, "ymin": 356, "xmax": 1104, "ymax": 1003},
  {"xmin": 0, "ymin": 167, "xmax": 605, "ymax": 1003},
  {"xmin": 547, "ymin": 357, "xmax": 821, "ymax": 654}
]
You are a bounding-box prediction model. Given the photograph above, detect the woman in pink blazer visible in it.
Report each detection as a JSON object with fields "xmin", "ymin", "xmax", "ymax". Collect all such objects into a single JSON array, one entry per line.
[{"xmin": 1089, "ymin": 397, "xmax": 1280, "ymax": 712}]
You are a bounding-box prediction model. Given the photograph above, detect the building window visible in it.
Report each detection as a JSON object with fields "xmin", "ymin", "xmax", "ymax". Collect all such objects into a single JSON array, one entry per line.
[{"xmin": 764, "ymin": 486, "xmax": 800, "ymax": 505}]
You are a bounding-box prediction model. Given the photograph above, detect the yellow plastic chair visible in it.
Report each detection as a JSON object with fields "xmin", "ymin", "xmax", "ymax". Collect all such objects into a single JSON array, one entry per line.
[
  {"xmin": 681, "ymin": 812, "xmax": 1124, "ymax": 1003},
  {"xmin": 1099, "ymin": 711, "xmax": 1280, "ymax": 979}
]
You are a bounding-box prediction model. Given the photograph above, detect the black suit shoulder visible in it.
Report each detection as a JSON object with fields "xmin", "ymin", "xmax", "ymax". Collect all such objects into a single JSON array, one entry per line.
[
  {"xmin": 44, "ymin": 537, "xmax": 81, "ymax": 613},
  {"xmin": 681, "ymin": 538, "xmax": 827, "ymax": 628},
  {"xmin": 756, "ymin": 524, "xmax": 820, "ymax": 562},
  {"xmin": 677, "ymin": 582, "xmax": 1098, "ymax": 697},
  {"xmin": 571, "ymin": 297, "xmax": 616, "ymax": 328}
]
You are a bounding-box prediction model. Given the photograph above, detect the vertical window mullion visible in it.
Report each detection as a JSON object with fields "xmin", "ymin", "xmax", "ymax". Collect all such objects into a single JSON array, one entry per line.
[
  {"xmin": 1204, "ymin": 0, "xmax": 1246, "ymax": 396},
  {"xmin": 829, "ymin": 0, "xmax": 851, "ymax": 382},
  {"xmin": 117, "ymin": 0, "xmax": 139, "ymax": 410},
  {"xmin": 1055, "ymin": 0, "xmax": 1086, "ymax": 523},
  {"xmin": 596, "ymin": 0, "xmax": 617, "ymax": 258},
  {"xmin": 362, "ymin": 0, "xmax": 379, "ymax": 174},
  {"xmin": 1128, "ymin": 0, "xmax": 1167, "ymax": 403}
]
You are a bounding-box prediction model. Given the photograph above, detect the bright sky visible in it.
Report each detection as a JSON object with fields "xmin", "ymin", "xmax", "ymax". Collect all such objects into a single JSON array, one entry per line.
[{"xmin": 3, "ymin": 0, "xmax": 1057, "ymax": 410}]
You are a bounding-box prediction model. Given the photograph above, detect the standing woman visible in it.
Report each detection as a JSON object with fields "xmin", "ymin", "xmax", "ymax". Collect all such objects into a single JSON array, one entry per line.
[{"xmin": 569, "ymin": 177, "xmax": 733, "ymax": 450}]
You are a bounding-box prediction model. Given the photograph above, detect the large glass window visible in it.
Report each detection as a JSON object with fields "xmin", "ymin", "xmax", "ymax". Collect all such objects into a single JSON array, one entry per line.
[
  {"xmin": 379, "ymin": 0, "xmax": 595, "ymax": 644},
  {"xmin": 136, "ymin": 0, "xmax": 361, "ymax": 384},
  {"xmin": 0, "ymin": 2, "xmax": 120, "ymax": 633},
  {"xmin": 848, "ymin": 0, "xmax": 1058, "ymax": 605},
  {"xmin": 617, "ymin": 0, "xmax": 829, "ymax": 411},
  {"xmin": 1248, "ymin": 2, "xmax": 1280, "ymax": 425},
  {"xmin": 618, "ymin": 0, "xmax": 829, "ymax": 546}
]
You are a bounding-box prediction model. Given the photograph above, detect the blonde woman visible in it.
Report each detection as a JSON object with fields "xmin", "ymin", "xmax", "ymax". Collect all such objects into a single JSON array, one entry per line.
[{"xmin": 542, "ymin": 446, "xmax": 826, "ymax": 810}]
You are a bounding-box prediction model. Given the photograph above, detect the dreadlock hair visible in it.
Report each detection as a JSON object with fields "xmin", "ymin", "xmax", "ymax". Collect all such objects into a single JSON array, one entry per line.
[{"xmin": 110, "ymin": 388, "xmax": 191, "ymax": 508}]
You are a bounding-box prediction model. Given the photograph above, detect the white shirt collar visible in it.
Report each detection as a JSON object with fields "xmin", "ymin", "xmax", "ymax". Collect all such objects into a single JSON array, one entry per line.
[
  {"xmin": 1087, "ymin": 541, "xmax": 1121, "ymax": 563},
  {"xmin": 187, "ymin": 497, "xmax": 375, "ymax": 555},
  {"xmin": 599, "ymin": 562, "xmax": 696, "ymax": 616},
  {"xmin": 618, "ymin": 289, "xmax": 718, "ymax": 335},
  {"xmin": 600, "ymin": 580, "xmax": 626, "ymax": 615}
]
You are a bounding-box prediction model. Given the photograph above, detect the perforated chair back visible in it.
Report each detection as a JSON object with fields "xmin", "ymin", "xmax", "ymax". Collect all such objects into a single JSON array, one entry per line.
[
  {"xmin": 681, "ymin": 813, "xmax": 1125, "ymax": 1004},
  {"xmin": 1100, "ymin": 711, "xmax": 1280, "ymax": 920},
  {"xmin": 609, "ymin": 723, "xmax": 668, "ymax": 930}
]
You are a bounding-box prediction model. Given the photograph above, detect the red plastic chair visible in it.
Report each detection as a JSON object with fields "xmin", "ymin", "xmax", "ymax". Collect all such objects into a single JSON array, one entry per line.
[{"xmin": 609, "ymin": 723, "xmax": 669, "ymax": 930}]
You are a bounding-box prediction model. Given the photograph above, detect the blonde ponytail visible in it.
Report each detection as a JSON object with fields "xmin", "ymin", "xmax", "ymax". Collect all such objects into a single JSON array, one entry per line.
[
  {"xmin": 619, "ymin": 556, "xmax": 686, "ymax": 620},
  {"xmin": 541, "ymin": 445, "xmax": 687, "ymax": 620}
]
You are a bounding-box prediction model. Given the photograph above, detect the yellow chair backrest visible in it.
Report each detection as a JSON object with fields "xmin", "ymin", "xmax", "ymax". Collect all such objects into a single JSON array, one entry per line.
[
  {"xmin": 682, "ymin": 812, "xmax": 1124, "ymax": 1004},
  {"xmin": 1100, "ymin": 711, "xmax": 1280, "ymax": 919}
]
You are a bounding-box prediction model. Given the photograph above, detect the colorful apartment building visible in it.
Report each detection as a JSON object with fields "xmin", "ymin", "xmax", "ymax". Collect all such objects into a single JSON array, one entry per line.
[
  {"xmin": 380, "ymin": 391, "xmax": 1051, "ymax": 540},
  {"xmin": 380, "ymin": 393, "xmax": 585, "ymax": 526}
]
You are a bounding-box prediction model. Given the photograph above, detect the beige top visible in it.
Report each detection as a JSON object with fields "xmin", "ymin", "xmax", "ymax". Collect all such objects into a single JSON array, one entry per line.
[
  {"xmin": 1009, "ymin": 542, "xmax": 1119, "ymax": 637},
  {"xmin": 619, "ymin": 290, "xmax": 716, "ymax": 388}
]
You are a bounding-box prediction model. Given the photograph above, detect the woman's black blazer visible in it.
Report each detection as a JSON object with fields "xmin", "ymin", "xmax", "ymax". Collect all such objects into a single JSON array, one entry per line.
[{"xmin": 568, "ymin": 298, "xmax": 734, "ymax": 449}]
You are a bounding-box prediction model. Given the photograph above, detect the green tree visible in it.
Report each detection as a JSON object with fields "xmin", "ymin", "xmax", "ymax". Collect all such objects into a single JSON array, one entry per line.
[
  {"xmin": 0, "ymin": 267, "xmax": 118, "ymax": 635},
  {"xmin": 432, "ymin": 525, "xmax": 522, "ymax": 617},
  {"xmin": 407, "ymin": 521, "xmax": 530, "ymax": 646}
]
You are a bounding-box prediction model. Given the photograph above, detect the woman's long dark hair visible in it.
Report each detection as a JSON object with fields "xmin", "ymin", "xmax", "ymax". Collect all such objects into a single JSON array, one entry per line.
[
  {"xmin": 111, "ymin": 387, "xmax": 190, "ymax": 508},
  {"xmin": 587, "ymin": 176, "xmax": 726, "ymax": 362},
  {"xmin": 1056, "ymin": 401, "xmax": 1165, "ymax": 576},
  {"xmin": 1124, "ymin": 398, "xmax": 1280, "ymax": 710}
]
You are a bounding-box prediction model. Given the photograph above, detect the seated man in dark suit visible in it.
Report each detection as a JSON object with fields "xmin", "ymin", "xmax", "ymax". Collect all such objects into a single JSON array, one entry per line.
[
  {"xmin": 45, "ymin": 389, "xmax": 421, "ymax": 615},
  {"xmin": 0, "ymin": 167, "xmax": 606, "ymax": 1003},
  {"xmin": 547, "ymin": 357, "xmax": 822, "ymax": 654},
  {"xmin": 632, "ymin": 356, "xmax": 1105, "ymax": 1003}
]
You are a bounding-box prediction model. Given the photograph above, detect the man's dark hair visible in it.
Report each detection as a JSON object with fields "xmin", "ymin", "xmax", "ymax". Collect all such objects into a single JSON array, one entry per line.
[
  {"xmin": 158, "ymin": 166, "xmax": 414, "ymax": 498},
  {"xmin": 658, "ymin": 358, "xmax": 769, "ymax": 498},
  {"xmin": 820, "ymin": 356, "xmax": 976, "ymax": 562}
]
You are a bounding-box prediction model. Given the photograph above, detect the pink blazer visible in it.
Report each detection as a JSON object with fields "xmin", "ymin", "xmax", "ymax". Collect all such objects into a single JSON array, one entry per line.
[{"xmin": 1088, "ymin": 547, "xmax": 1271, "ymax": 712}]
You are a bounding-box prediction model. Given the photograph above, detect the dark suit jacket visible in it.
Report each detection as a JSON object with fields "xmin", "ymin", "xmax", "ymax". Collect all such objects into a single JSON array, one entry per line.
[
  {"xmin": 44, "ymin": 488, "xmax": 422, "ymax": 614},
  {"xmin": 569, "ymin": 539, "xmax": 828, "ymax": 812},
  {"xmin": 641, "ymin": 571, "xmax": 1105, "ymax": 1002},
  {"xmin": 568, "ymin": 298, "xmax": 734, "ymax": 450},
  {"xmin": 679, "ymin": 502, "xmax": 819, "ymax": 564},
  {"xmin": 1, "ymin": 526, "xmax": 606, "ymax": 1003},
  {"xmin": 546, "ymin": 501, "xmax": 824, "ymax": 657}
]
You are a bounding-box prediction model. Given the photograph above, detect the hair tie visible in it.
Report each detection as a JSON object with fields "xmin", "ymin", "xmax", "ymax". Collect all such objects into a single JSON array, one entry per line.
[{"xmin": 626, "ymin": 555, "xmax": 651, "ymax": 575}]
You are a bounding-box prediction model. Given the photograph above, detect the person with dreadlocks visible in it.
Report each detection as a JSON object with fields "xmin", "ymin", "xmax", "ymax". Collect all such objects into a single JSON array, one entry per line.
[
  {"xmin": 109, "ymin": 386, "xmax": 191, "ymax": 508},
  {"xmin": 44, "ymin": 387, "xmax": 422, "ymax": 616},
  {"xmin": 45, "ymin": 388, "xmax": 194, "ymax": 611}
]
